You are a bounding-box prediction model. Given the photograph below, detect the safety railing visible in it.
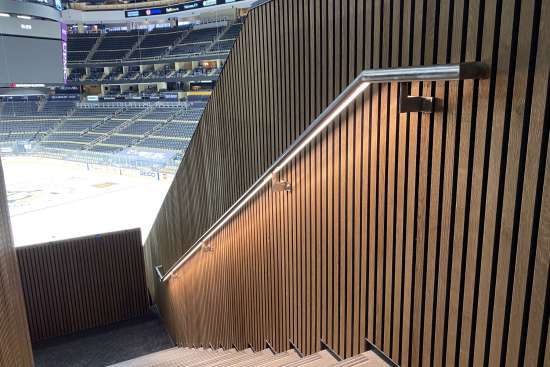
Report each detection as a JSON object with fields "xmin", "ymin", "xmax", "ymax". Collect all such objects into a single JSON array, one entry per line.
[{"xmin": 155, "ymin": 62, "xmax": 490, "ymax": 282}]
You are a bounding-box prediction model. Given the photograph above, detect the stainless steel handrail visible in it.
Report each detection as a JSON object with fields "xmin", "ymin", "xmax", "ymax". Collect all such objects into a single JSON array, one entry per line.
[{"xmin": 157, "ymin": 62, "xmax": 489, "ymax": 282}]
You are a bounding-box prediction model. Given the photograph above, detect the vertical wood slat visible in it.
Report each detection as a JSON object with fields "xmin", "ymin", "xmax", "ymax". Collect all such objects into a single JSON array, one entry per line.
[
  {"xmin": 0, "ymin": 159, "xmax": 33, "ymax": 366},
  {"xmin": 16, "ymin": 229, "xmax": 149, "ymax": 343},
  {"xmin": 143, "ymin": 1, "xmax": 550, "ymax": 366}
]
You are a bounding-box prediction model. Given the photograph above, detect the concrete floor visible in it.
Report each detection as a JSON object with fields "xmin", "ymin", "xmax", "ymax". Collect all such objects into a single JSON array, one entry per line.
[{"xmin": 32, "ymin": 312, "xmax": 174, "ymax": 367}]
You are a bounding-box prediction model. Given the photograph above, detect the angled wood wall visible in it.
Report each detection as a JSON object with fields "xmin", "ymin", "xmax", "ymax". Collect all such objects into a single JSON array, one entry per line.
[
  {"xmin": 17, "ymin": 229, "xmax": 149, "ymax": 342},
  {"xmin": 0, "ymin": 158, "xmax": 34, "ymax": 366},
  {"xmin": 144, "ymin": 0, "xmax": 550, "ymax": 366}
]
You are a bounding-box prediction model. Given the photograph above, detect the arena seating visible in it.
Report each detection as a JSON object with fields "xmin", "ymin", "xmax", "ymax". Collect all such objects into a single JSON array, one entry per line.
[
  {"xmin": 39, "ymin": 142, "xmax": 86, "ymax": 150},
  {"xmin": 58, "ymin": 119, "xmax": 100, "ymax": 132},
  {"xmin": 67, "ymin": 33, "xmax": 100, "ymax": 63},
  {"xmin": 39, "ymin": 101, "xmax": 75, "ymax": 116},
  {"xmin": 138, "ymin": 137, "xmax": 189, "ymax": 150},
  {"xmin": 88, "ymin": 145, "xmax": 123, "ymax": 153},
  {"xmin": 68, "ymin": 52, "xmax": 89, "ymax": 62},
  {"xmin": 183, "ymin": 27, "xmax": 223, "ymax": 43},
  {"xmin": 220, "ymin": 23, "xmax": 242, "ymax": 39},
  {"xmin": 120, "ymin": 121, "xmax": 159, "ymax": 135},
  {"xmin": 210, "ymin": 39, "xmax": 236, "ymax": 52},
  {"xmin": 97, "ymin": 31, "xmax": 140, "ymax": 51},
  {"xmin": 152, "ymin": 122, "xmax": 197, "ymax": 138},
  {"xmin": 174, "ymin": 109, "xmax": 203, "ymax": 121},
  {"xmin": 102, "ymin": 135, "xmax": 137, "ymax": 146},
  {"xmin": 67, "ymin": 22, "xmax": 242, "ymax": 64},
  {"xmin": 68, "ymin": 33, "xmax": 100, "ymax": 51},
  {"xmin": 0, "ymin": 101, "xmax": 206, "ymax": 158},
  {"xmin": 128, "ymin": 47, "xmax": 167, "ymax": 59},
  {"xmin": 43, "ymin": 133, "xmax": 98, "ymax": 143},
  {"xmin": 1, "ymin": 101, "xmax": 75, "ymax": 118},
  {"xmin": 141, "ymin": 28, "xmax": 185, "ymax": 48},
  {"xmin": 0, "ymin": 121, "xmax": 57, "ymax": 134},
  {"xmin": 69, "ymin": 68, "xmax": 85, "ymax": 81},
  {"xmin": 170, "ymin": 42, "xmax": 211, "ymax": 56},
  {"xmin": 90, "ymin": 120, "xmax": 124, "ymax": 133},
  {"xmin": 91, "ymin": 50, "xmax": 128, "ymax": 61}
]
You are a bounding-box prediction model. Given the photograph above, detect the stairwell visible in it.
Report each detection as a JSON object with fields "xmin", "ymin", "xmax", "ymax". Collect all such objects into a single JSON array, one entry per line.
[{"xmin": 108, "ymin": 346, "xmax": 391, "ymax": 367}]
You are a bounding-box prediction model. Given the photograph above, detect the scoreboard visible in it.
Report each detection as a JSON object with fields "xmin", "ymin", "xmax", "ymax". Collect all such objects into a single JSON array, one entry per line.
[
  {"xmin": 125, "ymin": 0, "xmax": 244, "ymax": 18},
  {"xmin": 0, "ymin": 16, "xmax": 65, "ymax": 85}
]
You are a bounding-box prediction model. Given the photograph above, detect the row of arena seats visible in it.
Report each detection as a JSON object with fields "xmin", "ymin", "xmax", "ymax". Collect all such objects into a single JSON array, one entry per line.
[
  {"xmin": 0, "ymin": 101, "xmax": 74, "ymax": 118},
  {"xmin": 0, "ymin": 102, "xmax": 203, "ymax": 154},
  {"xmin": 67, "ymin": 23, "xmax": 242, "ymax": 63},
  {"xmin": 71, "ymin": 65, "xmax": 218, "ymax": 82}
]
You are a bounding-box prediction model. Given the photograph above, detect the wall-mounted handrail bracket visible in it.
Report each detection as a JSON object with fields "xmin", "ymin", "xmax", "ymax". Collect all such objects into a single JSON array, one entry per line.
[
  {"xmin": 399, "ymin": 82, "xmax": 435, "ymax": 113},
  {"xmin": 271, "ymin": 171, "xmax": 292, "ymax": 192},
  {"xmin": 364, "ymin": 338, "xmax": 399, "ymax": 367},
  {"xmin": 202, "ymin": 242, "xmax": 214, "ymax": 252},
  {"xmin": 320, "ymin": 340, "xmax": 343, "ymax": 361}
]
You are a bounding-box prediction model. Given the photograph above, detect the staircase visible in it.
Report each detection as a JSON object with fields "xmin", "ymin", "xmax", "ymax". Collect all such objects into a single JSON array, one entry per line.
[
  {"xmin": 126, "ymin": 31, "xmax": 149, "ymax": 61},
  {"xmin": 163, "ymin": 29, "xmax": 191, "ymax": 58},
  {"xmin": 205, "ymin": 24, "xmax": 231, "ymax": 52},
  {"xmin": 109, "ymin": 346, "xmax": 391, "ymax": 367},
  {"xmin": 37, "ymin": 97, "xmax": 47, "ymax": 112},
  {"xmin": 86, "ymin": 33, "xmax": 106, "ymax": 63}
]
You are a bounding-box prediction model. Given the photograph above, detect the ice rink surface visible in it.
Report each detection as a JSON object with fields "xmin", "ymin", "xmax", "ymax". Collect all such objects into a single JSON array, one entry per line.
[{"xmin": 2, "ymin": 156, "xmax": 173, "ymax": 247}]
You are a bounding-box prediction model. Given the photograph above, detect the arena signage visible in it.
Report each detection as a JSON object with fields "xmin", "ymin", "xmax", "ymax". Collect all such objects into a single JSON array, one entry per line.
[{"xmin": 125, "ymin": 0, "xmax": 244, "ymax": 18}]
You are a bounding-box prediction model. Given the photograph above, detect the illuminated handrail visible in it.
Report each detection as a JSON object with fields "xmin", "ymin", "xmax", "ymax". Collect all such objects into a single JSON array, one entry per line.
[{"xmin": 156, "ymin": 62, "xmax": 489, "ymax": 282}]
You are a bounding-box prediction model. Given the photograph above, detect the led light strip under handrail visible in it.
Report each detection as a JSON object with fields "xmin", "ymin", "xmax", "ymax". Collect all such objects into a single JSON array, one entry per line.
[{"xmin": 158, "ymin": 62, "xmax": 489, "ymax": 282}]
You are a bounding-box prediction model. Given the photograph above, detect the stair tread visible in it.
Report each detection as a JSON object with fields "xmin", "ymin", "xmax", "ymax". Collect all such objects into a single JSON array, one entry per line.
[{"xmin": 109, "ymin": 347, "xmax": 393, "ymax": 367}]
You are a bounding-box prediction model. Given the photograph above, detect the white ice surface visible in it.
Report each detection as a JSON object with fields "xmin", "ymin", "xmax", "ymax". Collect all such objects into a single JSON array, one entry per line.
[{"xmin": 2, "ymin": 156, "xmax": 173, "ymax": 247}]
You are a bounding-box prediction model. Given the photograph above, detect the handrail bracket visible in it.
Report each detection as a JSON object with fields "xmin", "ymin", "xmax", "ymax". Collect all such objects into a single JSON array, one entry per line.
[
  {"xmin": 399, "ymin": 83, "xmax": 435, "ymax": 113},
  {"xmin": 271, "ymin": 171, "xmax": 292, "ymax": 193}
]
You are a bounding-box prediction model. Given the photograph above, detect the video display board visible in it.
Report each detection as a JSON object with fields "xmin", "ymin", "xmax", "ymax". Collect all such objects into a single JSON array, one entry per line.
[
  {"xmin": 22, "ymin": 0, "xmax": 62, "ymax": 11},
  {"xmin": 0, "ymin": 17, "xmax": 64, "ymax": 85},
  {"xmin": 125, "ymin": 0, "xmax": 243, "ymax": 18}
]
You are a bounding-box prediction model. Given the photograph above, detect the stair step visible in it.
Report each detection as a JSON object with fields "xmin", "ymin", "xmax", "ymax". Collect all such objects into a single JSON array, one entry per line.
[
  {"xmin": 328, "ymin": 351, "xmax": 390, "ymax": 367},
  {"xmin": 109, "ymin": 346, "xmax": 393, "ymax": 367},
  {"xmin": 281, "ymin": 350, "xmax": 337, "ymax": 367},
  {"xmin": 255, "ymin": 350, "xmax": 301, "ymax": 366}
]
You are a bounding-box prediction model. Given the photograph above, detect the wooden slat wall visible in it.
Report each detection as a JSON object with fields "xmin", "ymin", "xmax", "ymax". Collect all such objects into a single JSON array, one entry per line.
[
  {"xmin": 17, "ymin": 229, "xmax": 149, "ymax": 342},
  {"xmin": 0, "ymin": 160, "xmax": 34, "ymax": 366},
  {"xmin": 144, "ymin": 0, "xmax": 550, "ymax": 365}
]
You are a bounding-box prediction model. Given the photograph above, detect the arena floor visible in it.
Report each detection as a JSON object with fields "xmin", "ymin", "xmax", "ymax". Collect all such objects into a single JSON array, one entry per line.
[{"xmin": 2, "ymin": 156, "xmax": 173, "ymax": 247}]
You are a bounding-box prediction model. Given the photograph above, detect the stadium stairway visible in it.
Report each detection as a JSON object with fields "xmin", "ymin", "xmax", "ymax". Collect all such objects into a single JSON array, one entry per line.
[
  {"xmin": 205, "ymin": 24, "xmax": 233, "ymax": 53},
  {"xmin": 86, "ymin": 33, "xmax": 106, "ymax": 63},
  {"xmin": 108, "ymin": 346, "xmax": 392, "ymax": 367}
]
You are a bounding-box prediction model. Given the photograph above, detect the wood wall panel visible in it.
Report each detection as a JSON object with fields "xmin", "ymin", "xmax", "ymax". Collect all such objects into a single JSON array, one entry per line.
[
  {"xmin": 17, "ymin": 229, "xmax": 149, "ymax": 342},
  {"xmin": 0, "ymin": 159, "xmax": 34, "ymax": 366},
  {"xmin": 144, "ymin": 0, "xmax": 550, "ymax": 366}
]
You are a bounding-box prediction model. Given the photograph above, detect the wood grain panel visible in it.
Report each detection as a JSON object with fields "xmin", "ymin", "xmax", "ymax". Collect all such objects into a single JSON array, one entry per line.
[
  {"xmin": 0, "ymin": 159, "xmax": 33, "ymax": 366},
  {"xmin": 17, "ymin": 229, "xmax": 149, "ymax": 342},
  {"xmin": 144, "ymin": 0, "xmax": 550, "ymax": 366}
]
